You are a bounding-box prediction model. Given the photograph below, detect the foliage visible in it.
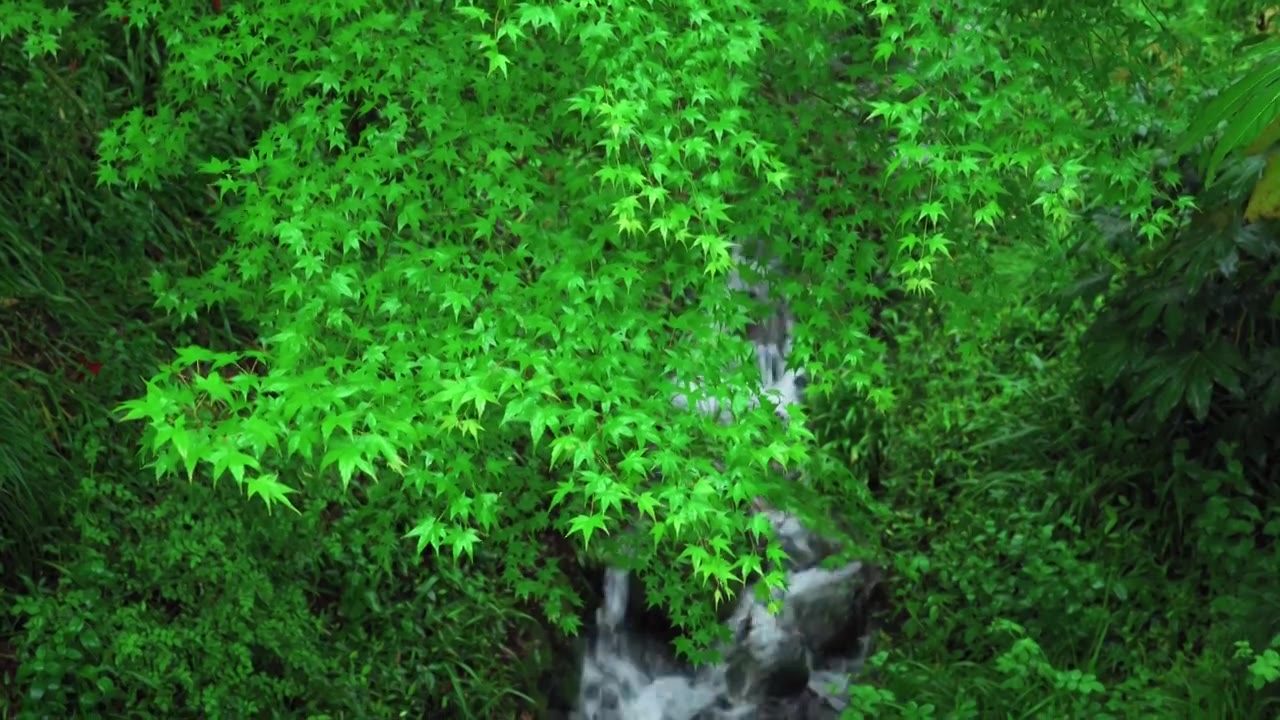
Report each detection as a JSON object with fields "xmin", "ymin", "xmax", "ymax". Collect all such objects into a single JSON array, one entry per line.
[
  {"xmin": 0, "ymin": 0, "xmax": 224, "ymax": 583},
  {"xmin": 8, "ymin": 471, "xmax": 544, "ymax": 717},
  {"xmin": 1073, "ymin": 151, "xmax": 1280, "ymax": 682},
  {"xmin": 0, "ymin": 2, "xmax": 565, "ymax": 717},
  {"xmin": 1, "ymin": 0, "xmax": 1279, "ymax": 718},
  {"xmin": 1178, "ymin": 35, "xmax": 1280, "ymax": 185},
  {"xmin": 0, "ymin": 381, "xmax": 67, "ymax": 583}
]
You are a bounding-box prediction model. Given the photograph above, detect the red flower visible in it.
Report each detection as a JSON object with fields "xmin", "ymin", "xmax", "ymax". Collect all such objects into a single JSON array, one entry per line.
[{"xmin": 80, "ymin": 358, "xmax": 103, "ymax": 377}]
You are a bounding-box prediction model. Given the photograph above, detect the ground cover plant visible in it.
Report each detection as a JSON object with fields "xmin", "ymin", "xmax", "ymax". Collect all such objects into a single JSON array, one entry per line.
[{"xmin": 1, "ymin": 0, "xmax": 1278, "ymax": 717}]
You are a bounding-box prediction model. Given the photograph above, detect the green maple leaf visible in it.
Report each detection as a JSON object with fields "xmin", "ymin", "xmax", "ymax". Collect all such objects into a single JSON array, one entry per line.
[{"xmin": 244, "ymin": 473, "xmax": 299, "ymax": 515}]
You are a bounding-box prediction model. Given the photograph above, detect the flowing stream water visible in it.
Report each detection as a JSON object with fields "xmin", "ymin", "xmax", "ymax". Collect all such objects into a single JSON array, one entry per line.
[{"xmin": 572, "ymin": 245, "xmax": 882, "ymax": 719}]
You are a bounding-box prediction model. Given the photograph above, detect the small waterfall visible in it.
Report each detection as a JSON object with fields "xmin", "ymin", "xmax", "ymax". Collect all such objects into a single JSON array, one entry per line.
[{"xmin": 574, "ymin": 243, "xmax": 879, "ymax": 719}]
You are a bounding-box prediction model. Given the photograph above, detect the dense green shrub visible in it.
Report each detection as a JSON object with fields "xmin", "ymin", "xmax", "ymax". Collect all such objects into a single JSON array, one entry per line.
[
  {"xmin": 8, "ymin": 471, "xmax": 546, "ymax": 718},
  {"xmin": 813, "ymin": 232, "xmax": 1280, "ymax": 718}
]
